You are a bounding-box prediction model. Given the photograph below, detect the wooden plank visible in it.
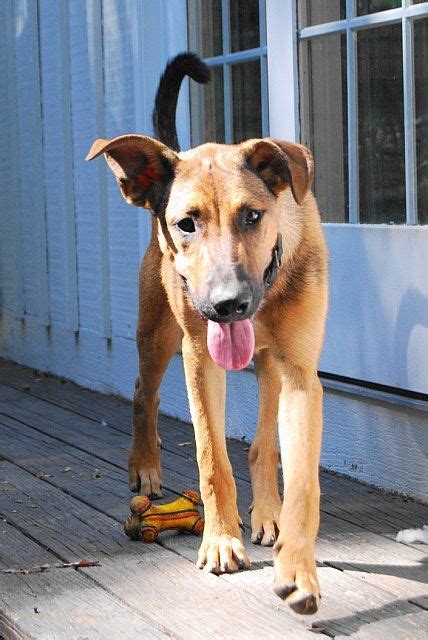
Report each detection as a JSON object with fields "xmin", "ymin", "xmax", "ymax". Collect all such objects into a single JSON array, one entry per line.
[
  {"xmin": 4, "ymin": 365, "xmax": 427, "ymax": 553},
  {"xmin": 0, "ymin": 386, "xmax": 25, "ymax": 403},
  {"xmin": 0, "ymin": 461, "xmax": 312, "ymax": 638},
  {"xmin": 1, "ymin": 404, "xmax": 427, "ymax": 613},
  {"xmin": 335, "ymin": 611, "xmax": 428, "ymax": 639},
  {"xmin": 3, "ymin": 428, "xmax": 426, "ymax": 640},
  {"xmin": 13, "ymin": 0, "xmax": 49, "ymax": 325},
  {"xmin": 0, "ymin": 521, "xmax": 159, "ymax": 639},
  {"xmin": 0, "ymin": 413, "xmax": 179, "ymax": 523},
  {"xmin": 2, "ymin": 392, "xmax": 427, "ymax": 637},
  {"xmin": 1, "ymin": 385, "xmax": 427, "ymax": 553},
  {"xmin": 2, "ymin": 379, "xmax": 427, "ymax": 552},
  {"xmin": 221, "ymin": 565, "xmax": 428, "ymax": 638}
]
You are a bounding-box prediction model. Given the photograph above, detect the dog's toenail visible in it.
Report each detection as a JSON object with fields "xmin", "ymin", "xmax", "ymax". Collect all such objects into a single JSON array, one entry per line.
[
  {"xmin": 274, "ymin": 582, "xmax": 297, "ymax": 600},
  {"xmin": 290, "ymin": 595, "xmax": 318, "ymax": 615},
  {"xmin": 269, "ymin": 535, "xmax": 275, "ymax": 544}
]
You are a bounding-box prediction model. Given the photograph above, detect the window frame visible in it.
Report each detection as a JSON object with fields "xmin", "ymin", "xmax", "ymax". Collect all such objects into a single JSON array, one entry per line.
[
  {"xmin": 267, "ymin": 0, "xmax": 428, "ymax": 224},
  {"xmin": 188, "ymin": 0, "xmax": 269, "ymax": 143}
]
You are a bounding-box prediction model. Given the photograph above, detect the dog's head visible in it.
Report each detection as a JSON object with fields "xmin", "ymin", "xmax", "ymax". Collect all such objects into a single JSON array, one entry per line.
[{"xmin": 86, "ymin": 136, "xmax": 313, "ymax": 324}]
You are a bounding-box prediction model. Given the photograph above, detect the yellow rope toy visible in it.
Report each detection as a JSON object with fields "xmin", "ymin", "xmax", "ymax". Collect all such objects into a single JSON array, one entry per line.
[{"xmin": 124, "ymin": 490, "xmax": 204, "ymax": 542}]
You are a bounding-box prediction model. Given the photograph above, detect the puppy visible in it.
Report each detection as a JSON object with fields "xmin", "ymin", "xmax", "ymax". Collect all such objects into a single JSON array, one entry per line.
[{"xmin": 87, "ymin": 53, "xmax": 328, "ymax": 615}]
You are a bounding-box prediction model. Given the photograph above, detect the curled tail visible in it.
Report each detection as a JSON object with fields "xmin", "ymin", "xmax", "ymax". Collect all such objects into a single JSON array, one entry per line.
[{"xmin": 153, "ymin": 52, "xmax": 210, "ymax": 152}]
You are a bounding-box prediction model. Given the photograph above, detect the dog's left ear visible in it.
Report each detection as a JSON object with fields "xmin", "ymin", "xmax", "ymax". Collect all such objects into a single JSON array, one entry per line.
[{"xmin": 242, "ymin": 138, "xmax": 314, "ymax": 204}]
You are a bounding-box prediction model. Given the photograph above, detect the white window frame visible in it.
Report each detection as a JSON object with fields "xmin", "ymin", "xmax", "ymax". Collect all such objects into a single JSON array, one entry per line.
[
  {"xmin": 267, "ymin": 0, "xmax": 428, "ymax": 224},
  {"xmin": 190, "ymin": 0, "xmax": 269, "ymax": 142}
]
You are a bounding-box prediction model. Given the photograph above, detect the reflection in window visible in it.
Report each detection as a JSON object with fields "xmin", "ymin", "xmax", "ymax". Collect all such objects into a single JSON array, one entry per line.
[
  {"xmin": 190, "ymin": 66, "xmax": 225, "ymax": 144},
  {"xmin": 230, "ymin": 0, "xmax": 260, "ymax": 52},
  {"xmin": 298, "ymin": 0, "xmax": 346, "ymax": 29},
  {"xmin": 187, "ymin": 0, "xmax": 266, "ymax": 146},
  {"xmin": 357, "ymin": 0, "xmax": 401, "ymax": 15},
  {"xmin": 414, "ymin": 18, "xmax": 427, "ymax": 223},
  {"xmin": 299, "ymin": 34, "xmax": 348, "ymax": 222},
  {"xmin": 232, "ymin": 60, "xmax": 262, "ymax": 142},
  {"xmin": 187, "ymin": 0, "xmax": 222, "ymax": 58},
  {"xmin": 358, "ymin": 25, "xmax": 405, "ymax": 223}
]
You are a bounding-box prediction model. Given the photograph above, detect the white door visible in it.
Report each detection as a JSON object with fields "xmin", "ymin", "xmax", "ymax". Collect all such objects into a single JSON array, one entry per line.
[
  {"xmin": 186, "ymin": 0, "xmax": 428, "ymax": 396},
  {"xmin": 136, "ymin": 0, "xmax": 428, "ymax": 397},
  {"xmin": 267, "ymin": 0, "xmax": 428, "ymax": 396}
]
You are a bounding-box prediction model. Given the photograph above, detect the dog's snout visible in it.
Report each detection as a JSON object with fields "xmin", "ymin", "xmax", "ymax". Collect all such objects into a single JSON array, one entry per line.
[
  {"xmin": 213, "ymin": 296, "xmax": 251, "ymax": 319},
  {"xmin": 199, "ymin": 280, "xmax": 254, "ymax": 322}
]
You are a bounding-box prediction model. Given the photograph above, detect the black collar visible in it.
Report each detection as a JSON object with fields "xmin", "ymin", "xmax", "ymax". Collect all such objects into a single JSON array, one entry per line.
[{"xmin": 263, "ymin": 233, "xmax": 283, "ymax": 288}]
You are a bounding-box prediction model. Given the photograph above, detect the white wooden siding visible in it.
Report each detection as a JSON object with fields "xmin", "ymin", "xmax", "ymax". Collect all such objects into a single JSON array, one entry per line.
[
  {"xmin": 15, "ymin": 0, "xmax": 49, "ymax": 324},
  {"xmin": 0, "ymin": 0, "xmax": 24, "ymax": 319},
  {"xmin": 104, "ymin": 0, "xmax": 139, "ymax": 340},
  {"xmin": 39, "ymin": 0, "xmax": 78, "ymax": 330}
]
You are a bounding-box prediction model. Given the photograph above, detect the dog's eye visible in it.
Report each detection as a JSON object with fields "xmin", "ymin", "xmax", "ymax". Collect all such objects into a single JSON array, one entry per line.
[
  {"xmin": 244, "ymin": 209, "xmax": 263, "ymax": 226},
  {"xmin": 177, "ymin": 217, "xmax": 196, "ymax": 233}
]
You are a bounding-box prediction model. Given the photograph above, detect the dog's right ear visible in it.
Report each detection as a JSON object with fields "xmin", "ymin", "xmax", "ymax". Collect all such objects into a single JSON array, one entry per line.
[{"xmin": 86, "ymin": 135, "xmax": 178, "ymax": 212}]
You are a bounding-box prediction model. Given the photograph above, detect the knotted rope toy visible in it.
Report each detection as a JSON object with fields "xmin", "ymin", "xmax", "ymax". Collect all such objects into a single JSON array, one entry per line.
[{"xmin": 124, "ymin": 490, "xmax": 204, "ymax": 542}]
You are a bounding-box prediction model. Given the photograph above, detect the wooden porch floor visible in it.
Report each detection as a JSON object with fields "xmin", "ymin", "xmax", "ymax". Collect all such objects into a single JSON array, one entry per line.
[{"xmin": 0, "ymin": 359, "xmax": 427, "ymax": 639}]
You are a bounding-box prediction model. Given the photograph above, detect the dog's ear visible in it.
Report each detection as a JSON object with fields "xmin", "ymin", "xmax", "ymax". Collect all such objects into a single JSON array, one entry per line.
[
  {"xmin": 86, "ymin": 135, "xmax": 178, "ymax": 212},
  {"xmin": 242, "ymin": 138, "xmax": 314, "ymax": 204}
]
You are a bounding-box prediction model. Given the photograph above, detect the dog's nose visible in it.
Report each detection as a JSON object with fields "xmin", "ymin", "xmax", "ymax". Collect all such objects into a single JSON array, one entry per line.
[{"xmin": 213, "ymin": 296, "xmax": 251, "ymax": 319}]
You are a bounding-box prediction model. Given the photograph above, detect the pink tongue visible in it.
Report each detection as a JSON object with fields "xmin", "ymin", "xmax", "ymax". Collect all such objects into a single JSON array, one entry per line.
[{"xmin": 207, "ymin": 319, "xmax": 255, "ymax": 370}]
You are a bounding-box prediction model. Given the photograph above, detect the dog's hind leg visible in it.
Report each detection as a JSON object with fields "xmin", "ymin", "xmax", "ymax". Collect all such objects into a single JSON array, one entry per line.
[
  {"xmin": 129, "ymin": 243, "xmax": 181, "ymax": 498},
  {"xmin": 249, "ymin": 348, "xmax": 282, "ymax": 546}
]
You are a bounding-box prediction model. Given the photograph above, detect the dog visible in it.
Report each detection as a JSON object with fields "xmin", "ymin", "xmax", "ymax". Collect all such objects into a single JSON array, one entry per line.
[{"xmin": 87, "ymin": 53, "xmax": 328, "ymax": 615}]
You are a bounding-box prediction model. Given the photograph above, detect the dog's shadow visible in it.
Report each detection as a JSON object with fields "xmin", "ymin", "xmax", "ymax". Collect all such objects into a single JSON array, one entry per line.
[
  {"xmin": 312, "ymin": 557, "xmax": 428, "ymax": 636},
  {"xmin": 312, "ymin": 596, "xmax": 424, "ymax": 636}
]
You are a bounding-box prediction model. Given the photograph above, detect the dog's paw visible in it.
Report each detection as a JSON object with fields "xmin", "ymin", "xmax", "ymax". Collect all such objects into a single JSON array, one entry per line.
[
  {"xmin": 250, "ymin": 498, "xmax": 281, "ymax": 546},
  {"xmin": 196, "ymin": 533, "xmax": 250, "ymax": 574},
  {"xmin": 273, "ymin": 541, "xmax": 320, "ymax": 615},
  {"xmin": 128, "ymin": 452, "xmax": 163, "ymax": 499}
]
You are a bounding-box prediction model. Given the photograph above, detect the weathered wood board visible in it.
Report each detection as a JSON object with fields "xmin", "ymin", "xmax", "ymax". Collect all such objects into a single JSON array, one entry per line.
[{"xmin": 0, "ymin": 360, "xmax": 427, "ymax": 638}]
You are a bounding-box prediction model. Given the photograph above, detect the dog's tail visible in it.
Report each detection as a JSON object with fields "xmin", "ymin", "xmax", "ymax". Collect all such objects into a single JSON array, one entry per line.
[{"xmin": 153, "ymin": 52, "xmax": 210, "ymax": 152}]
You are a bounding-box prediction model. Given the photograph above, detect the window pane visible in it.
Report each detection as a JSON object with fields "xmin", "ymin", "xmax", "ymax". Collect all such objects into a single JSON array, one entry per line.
[
  {"xmin": 358, "ymin": 25, "xmax": 405, "ymax": 224},
  {"xmin": 415, "ymin": 19, "xmax": 428, "ymax": 224},
  {"xmin": 231, "ymin": 60, "xmax": 262, "ymax": 142},
  {"xmin": 187, "ymin": 0, "xmax": 222, "ymax": 58},
  {"xmin": 357, "ymin": 1, "xmax": 401, "ymax": 15},
  {"xmin": 299, "ymin": 34, "xmax": 348, "ymax": 222},
  {"xmin": 298, "ymin": 0, "xmax": 346, "ymax": 29},
  {"xmin": 190, "ymin": 66, "xmax": 225, "ymax": 145},
  {"xmin": 230, "ymin": 0, "xmax": 260, "ymax": 52}
]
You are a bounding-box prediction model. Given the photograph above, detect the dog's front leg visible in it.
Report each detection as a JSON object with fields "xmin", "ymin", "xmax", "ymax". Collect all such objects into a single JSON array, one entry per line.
[
  {"xmin": 249, "ymin": 349, "xmax": 282, "ymax": 546},
  {"xmin": 182, "ymin": 335, "xmax": 249, "ymax": 574},
  {"xmin": 273, "ymin": 366, "xmax": 323, "ymax": 615}
]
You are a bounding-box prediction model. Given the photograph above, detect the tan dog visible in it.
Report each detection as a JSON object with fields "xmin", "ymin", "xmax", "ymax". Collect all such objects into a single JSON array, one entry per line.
[{"xmin": 87, "ymin": 53, "xmax": 328, "ymax": 615}]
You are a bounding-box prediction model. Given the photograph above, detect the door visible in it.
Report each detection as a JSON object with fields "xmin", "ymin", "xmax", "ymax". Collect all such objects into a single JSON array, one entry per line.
[
  {"xmin": 143, "ymin": 0, "xmax": 428, "ymax": 397},
  {"xmin": 273, "ymin": 0, "xmax": 428, "ymax": 395}
]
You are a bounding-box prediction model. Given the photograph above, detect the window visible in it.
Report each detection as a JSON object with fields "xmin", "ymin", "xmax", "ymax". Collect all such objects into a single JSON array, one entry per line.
[
  {"xmin": 187, "ymin": 0, "xmax": 268, "ymax": 145},
  {"xmin": 298, "ymin": 1, "xmax": 428, "ymax": 224}
]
